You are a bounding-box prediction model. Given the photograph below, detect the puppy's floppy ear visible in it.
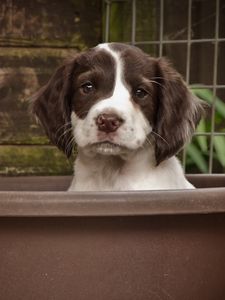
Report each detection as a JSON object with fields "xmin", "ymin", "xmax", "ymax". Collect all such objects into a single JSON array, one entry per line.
[
  {"xmin": 153, "ymin": 58, "xmax": 204, "ymax": 165},
  {"xmin": 31, "ymin": 60, "xmax": 75, "ymax": 157}
]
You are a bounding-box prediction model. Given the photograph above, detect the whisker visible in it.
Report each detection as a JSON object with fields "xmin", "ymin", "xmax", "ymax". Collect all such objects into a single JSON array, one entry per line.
[
  {"xmin": 57, "ymin": 126, "xmax": 73, "ymax": 146},
  {"xmin": 147, "ymin": 137, "xmax": 153, "ymax": 146},
  {"xmin": 151, "ymin": 76, "xmax": 172, "ymax": 82},
  {"xmin": 65, "ymin": 136, "xmax": 76, "ymax": 157},
  {"xmin": 55, "ymin": 121, "xmax": 72, "ymax": 137},
  {"xmin": 145, "ymin": 136, "xmax": 153, "ymax": 148},
  {"xmin": 151, "ymin": 131, "xmax": 169, "ymax": 147},
  {"xmin": 148, "ymin": 80, "xmax": 164, "ymax": 89}
]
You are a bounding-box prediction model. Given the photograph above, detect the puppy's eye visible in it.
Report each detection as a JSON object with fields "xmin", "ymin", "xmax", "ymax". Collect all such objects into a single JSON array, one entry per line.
[
  {"xmin": 81, "ymin": 82, "xmax": 94, "ymax": 94},
  {"xmin": 135, "ymin": 88, "xmax": 148, "ymax": 99}
]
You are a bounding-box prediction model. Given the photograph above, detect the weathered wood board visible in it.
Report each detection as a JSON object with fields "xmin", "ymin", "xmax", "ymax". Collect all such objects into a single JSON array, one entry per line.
[
  {"xmin": 0, "ymin": 48, "xmax": 77, "ymax": 144},
  {"xmin": 0, "ymin": 0, "xmax": 102, "ymax": 48},
  {"xmin": 0, "ymin": 0, "xmax": 102, "ymax": 176},
  {"xmin": 0, "ymin": 145, "xmax": 73, "ymax": 176}
]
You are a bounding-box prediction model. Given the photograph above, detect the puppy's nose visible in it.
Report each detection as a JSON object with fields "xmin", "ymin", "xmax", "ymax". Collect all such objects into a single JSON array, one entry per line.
[{"xmin": 96, "ymin": 113, "xmax": 124, "ymax": 133}]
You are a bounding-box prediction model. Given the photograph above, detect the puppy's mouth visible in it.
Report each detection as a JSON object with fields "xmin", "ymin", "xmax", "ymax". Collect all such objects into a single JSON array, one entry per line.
[{"xmin": 91, "ymin": 141, "xmax": 128, "ymax": 155}]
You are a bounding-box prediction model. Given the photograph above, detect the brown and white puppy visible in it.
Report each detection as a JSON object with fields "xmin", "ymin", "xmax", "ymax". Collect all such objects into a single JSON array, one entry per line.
[{"xmin": 32, "ymin": 43, "xmax": 203, "ymax": 191}]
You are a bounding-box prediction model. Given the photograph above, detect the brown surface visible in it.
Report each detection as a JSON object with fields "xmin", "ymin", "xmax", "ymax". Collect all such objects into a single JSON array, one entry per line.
[
  {"xmin": 0, "ymin": 215, "xmax": 225, "ymax": 300},
  {"xmin": 0, "ymin": 175, "xmax": 225, "ymax": 299},
  {"xmin": 186, "ymin": 174, "xmax": 225, "ymax": 188}
]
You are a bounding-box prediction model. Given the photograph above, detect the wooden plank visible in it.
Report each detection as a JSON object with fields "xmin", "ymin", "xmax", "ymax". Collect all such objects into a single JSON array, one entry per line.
[
  {"xmin": 0, "ymin": 145, "xmax": 73, "ymax": 176},
  {"xmin": 0, "ymin": 176, "xmax": 72, "ymax": 191},
  {"xmin": 0, "ymin": 0, "xmax": 102, "ymax": 48},
  {"xmin": 0, "ymin": 48, "xmax": 77, "ymax": 144}
]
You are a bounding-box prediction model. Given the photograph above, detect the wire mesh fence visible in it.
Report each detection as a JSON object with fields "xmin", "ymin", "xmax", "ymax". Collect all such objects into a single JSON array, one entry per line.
[{"xmin": 103, "ymin": 0, "xmax": 225, "ymax": 174}]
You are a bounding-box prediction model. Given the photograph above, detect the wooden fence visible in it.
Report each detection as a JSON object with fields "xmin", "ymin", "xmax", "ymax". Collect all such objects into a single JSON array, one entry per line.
[{"xmin": 0, "ymin": 0, "xmax": 102, "ymax": 175}]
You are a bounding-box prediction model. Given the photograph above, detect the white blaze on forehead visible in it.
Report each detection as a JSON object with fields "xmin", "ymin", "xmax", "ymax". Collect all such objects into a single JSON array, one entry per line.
[{"xmin": 96, "ymin": 43, "xmax": 130, "ymax": 111}]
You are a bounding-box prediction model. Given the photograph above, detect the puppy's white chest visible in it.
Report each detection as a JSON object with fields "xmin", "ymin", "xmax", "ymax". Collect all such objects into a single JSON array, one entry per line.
[{"xmin": 69, "ymin": 153, "xmax": 193, "ymax": 191}]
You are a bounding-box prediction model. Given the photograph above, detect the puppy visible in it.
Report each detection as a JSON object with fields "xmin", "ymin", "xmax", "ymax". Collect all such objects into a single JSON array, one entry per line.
[{"xmin": 32, "ymin": 43, "xmax": 204, "ymax": 191}]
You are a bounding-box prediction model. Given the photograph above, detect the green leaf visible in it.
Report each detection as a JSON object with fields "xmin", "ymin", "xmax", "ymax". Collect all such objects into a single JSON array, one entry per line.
[
  {"xmin": 214, "ymin": 136, "xmax": 225, "ymax": 167},
  {"xmin": 191, "ymin": 88, "xmax": 225, "ymax": 119},
  {"xmin": 186, "ymin": 143, "xmax": 208, "ymax": 173},
  {"xmin": 196, "ymin": 119, "xmax": 208, "ymax": 152}
]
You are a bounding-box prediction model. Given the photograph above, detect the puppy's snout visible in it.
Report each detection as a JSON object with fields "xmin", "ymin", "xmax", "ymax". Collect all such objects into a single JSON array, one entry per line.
[{"xmin": 96, "ymin": 113, "xmax": 124, "ymax": 133}]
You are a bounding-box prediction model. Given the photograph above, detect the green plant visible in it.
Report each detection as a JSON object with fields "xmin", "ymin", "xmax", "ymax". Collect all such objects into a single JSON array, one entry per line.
[{"xmin": 186, "ymin": 88, "xmax": 225, "ymax": 173}]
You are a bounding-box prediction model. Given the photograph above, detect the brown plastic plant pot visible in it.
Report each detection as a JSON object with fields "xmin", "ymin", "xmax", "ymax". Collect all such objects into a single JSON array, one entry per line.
[{"xmin": 0, "ymin": 174, "xmax": 225, "ymax": 300}]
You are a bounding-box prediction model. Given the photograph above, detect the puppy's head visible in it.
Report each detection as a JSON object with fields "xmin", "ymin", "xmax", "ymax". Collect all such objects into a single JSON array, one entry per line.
[{"xmin": 32, "ymin": 43, "xmax": 203, "ymax": 164}]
